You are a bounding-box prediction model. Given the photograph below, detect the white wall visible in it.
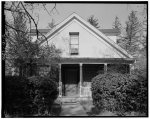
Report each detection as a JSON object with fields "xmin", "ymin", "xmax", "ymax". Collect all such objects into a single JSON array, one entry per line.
[{"xmin": 41, "ymin": 19, "xmax": 126, "ymax": 58}]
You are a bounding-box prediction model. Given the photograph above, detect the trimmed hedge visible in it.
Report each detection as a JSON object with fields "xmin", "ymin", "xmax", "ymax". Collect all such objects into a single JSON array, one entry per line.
[
  {"xmin": 91, "ymin": 73, "xmax": 147, "ymax": 115},
  {"xmin": 4, "ymin": 76, "xmax": 59, "ymax": 116}
]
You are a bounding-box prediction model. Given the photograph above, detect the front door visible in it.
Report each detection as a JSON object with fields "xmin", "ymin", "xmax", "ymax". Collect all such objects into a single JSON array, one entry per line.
[{"xmin": 63, "ymin": 67, "xmax": 79, "ymax": 97}]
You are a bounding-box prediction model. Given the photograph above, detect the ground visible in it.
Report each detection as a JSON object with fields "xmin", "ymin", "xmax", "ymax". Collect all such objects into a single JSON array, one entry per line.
[
  {"xmin": 59, "ymin": 100, "xmax": 146, "ymax": 116},
  {"xmin": 60, "ymin": 103, "xmax": 88, "ymax": 116},
  {"xmin": 59, "ymin": 101, "xmax": 117, "ymax": 116}
]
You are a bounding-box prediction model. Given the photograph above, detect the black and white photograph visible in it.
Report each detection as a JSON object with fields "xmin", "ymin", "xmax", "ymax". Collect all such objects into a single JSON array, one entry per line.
[{"xmin": 2, "ymin": 1, "xmax": 148, "ymax": 117}]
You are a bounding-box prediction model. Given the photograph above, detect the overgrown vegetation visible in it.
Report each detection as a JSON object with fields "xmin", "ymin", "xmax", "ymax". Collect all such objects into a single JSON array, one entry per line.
[
  {"xmin": 27, "ymin": 76, "xmax": 59, "ymax": 116},
  {"xmin": 5, "ymin": 76, "xmax": 32, "ymax": 116},
  {"xmin": 5, "ymin": 76, "xmax": 59, "ymax": 117},
  {"xmin": 4, "ymin": 2, "xmax": 61, "ymax": 117},
  {"xmin": 91, "ymin": 71, "xmax": 147, "ymax": 116}
]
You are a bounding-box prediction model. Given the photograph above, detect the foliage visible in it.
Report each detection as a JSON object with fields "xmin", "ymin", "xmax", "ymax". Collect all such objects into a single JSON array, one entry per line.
[
  {"xmin": 107, "ymin": 64, "xmax": 129, "ymax": 74},
  {"xmin": 5, "ymin": 76, "xmax": 33, "ymax": 116},
  {"xmin": 4, "ymin": 2, "xmax": 57, "ymax": 40},
  {"xmin": 27, "ymin": 76, "xmax": 59, "ymax": 115},
  {"xmin": 5, "ymin": 11, "xmax": 61, "ymax": 76},
  {"xmin": 47, "ymin": 64, "xmax": 59, "ymax": 82},
  {"xmin": 38, "ymin": 44, "xmax": 61, "ymax": 65},
  {"xmin": 133, "ymin": 64, "xmax": 147, "ymax": 114},
  {"xmin": 112, "ymin": 16, "xmax": 122, "ymax": 32},
  {"xmin": 91, "ymin": 73, "xmax": 147, "ymax": 115},
  {"xmin": 112, "ymin": 16, "xmax": 122, "ymax": 44},
  {"xmin": 137, "ymin": 4, "xmax": 147, "ymax": 50},
  {"xmin": 5, "ymin": 12, "xmax": 40, "ymax": 76},
  {"xmin": 37, "ymin": 45, "xmax": 61, "ymax": 80},
  {"xmin": 4, "ymin": 2, "xmax": 61, "ymax": 77},
  {"xmin": 119, "ymin": 11, "xmax": 141, "ymax": 55},
  {"xmin": 4, "ymin": 76, "xmax": 59, "ymax": 116},
  {"xmin": 87, "ymin": 15, "xmax": 100, "ymax": 29}
]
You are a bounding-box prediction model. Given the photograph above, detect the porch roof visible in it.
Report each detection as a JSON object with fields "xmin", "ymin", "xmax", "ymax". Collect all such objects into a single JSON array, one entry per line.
[{"xmin": 60, "ymin": 58, "xmax": 135, "ymax": 64}]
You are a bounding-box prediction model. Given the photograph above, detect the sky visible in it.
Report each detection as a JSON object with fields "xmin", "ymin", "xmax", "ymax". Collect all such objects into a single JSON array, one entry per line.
[{"xmin": 28, "ymin": 3, "xmax": 146, "ymax": 29}]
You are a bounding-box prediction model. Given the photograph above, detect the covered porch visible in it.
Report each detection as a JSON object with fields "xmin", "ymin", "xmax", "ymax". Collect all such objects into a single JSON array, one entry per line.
[{"xmin": 58, "ymin": 58, "xmax": 135, "ymax": 98}]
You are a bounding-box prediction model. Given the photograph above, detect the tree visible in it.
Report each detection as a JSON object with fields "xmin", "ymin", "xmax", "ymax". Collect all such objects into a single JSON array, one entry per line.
[
  {"xmin": 3, "ymin": 2, "xmax": 58, "ymax": 61},
  {"xmin": 112, "ymin": 16, "xmax": 122, "ymax": 44},
  {"xmin": 6, "ymin": 12, "xmax": 39, "ymax": 76},
  {"xmin": 112, "ymin": 16, "xmax": 122, "ymax": 32},
  {"xmin": 4, "ymin": 2, "xmax": 57, "ymax": 40},
  {"xmin": 87, "ymin": 15, "xmax": 100, "ymax": 29},
  {"xmin": 3, "ymin": 1, "xmax": 60, "ymax": 75},
  {"xmin": 120, "ymin": 11, "xmax": 141, "ymax": 55},
  {"xmin": 138, "ymin": 4, "xmax": 147, "ymax": 53},
  {"xmin": 4, "ymin": 2, "xmax": 61, "ymax": 76},
  {"xmin": 3, "ymin": 2, "xmax": 61, "ymax": 116}
]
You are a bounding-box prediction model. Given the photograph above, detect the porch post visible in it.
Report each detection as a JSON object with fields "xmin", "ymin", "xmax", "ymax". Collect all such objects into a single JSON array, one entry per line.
[
  {"xmin": 59, "ymin": 63, "xmax": 62, "ymax": 97},
  {"xmin": 104, "ymin": 63, "xmax": 107, "ymax": 73},
  {"xmin": 79, "ymin": 63, "xmax": 83, "ymax": 97}
]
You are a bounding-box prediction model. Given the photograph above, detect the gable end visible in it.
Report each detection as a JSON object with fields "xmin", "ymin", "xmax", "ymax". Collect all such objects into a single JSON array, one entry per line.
[{"xmin": 40, "ymin": 13, "xmax": 133, "ymax": 59}]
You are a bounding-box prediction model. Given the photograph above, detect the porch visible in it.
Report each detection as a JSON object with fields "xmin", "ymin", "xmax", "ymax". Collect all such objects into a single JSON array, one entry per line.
[{"xmin": 58, "ymin": 58, "xmax": 135, "ymax": 98}]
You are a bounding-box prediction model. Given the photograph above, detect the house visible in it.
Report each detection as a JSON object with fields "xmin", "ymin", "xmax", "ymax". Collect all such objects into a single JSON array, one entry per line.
[{"xmin": 31, "ymin": 13, "xmax": 135, "ymax": 98}]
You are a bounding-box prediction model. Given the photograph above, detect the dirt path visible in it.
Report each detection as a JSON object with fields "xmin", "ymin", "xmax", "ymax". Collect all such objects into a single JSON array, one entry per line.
[{"xmin": 60, "ymin": 103, "xmax": 88, "ymax": 116}]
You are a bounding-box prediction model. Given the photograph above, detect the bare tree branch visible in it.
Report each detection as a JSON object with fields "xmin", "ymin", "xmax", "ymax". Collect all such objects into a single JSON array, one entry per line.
[
  {"xmin": 42, "ymin": 4, "xmax": 52, "ymax": 17},
  {"xmin": 5, "ymin": 2, "xmax": 56, "ymax": 49},
  {"xmin": 42, "ymin": 3, "xmax": 59, "ymax": 17},
  {"xmin": 14, "ymin": 2, "xmax": 21, "ymax": 11},
  {"xmin": 20, "ymin": 2, "xmax": 39, "ymax": 39},
  {"xmin": 49, "ymin": 3, "xmax": 57, "ymax": 15},
  {"xmin": 4, "ymin": 7, "xmax": 24, "ymax": 13},
  {"xmin": 38, "ymin": 31, "xmax": 49, "ymax": 47},
  {"xmin": 5, "ymin": 23, "xmax": 27, "ymax": 33}
]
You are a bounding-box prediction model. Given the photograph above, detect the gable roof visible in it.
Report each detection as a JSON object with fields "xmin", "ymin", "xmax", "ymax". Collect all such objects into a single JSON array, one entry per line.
[{"xmin": 39, "ymin": 13, "xmax": 133, "ymax": 58}]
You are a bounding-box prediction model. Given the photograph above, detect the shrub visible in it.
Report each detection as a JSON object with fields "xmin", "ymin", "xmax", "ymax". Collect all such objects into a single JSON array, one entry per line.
[
  {"xmin": 27, "ymin": 76, "xmax": 59, "ymax": 115},
  {"xmin": 4, "ymin": 76, "xmax": 59, "ymax": 116},
  {"xmin": 38, "ymin": 64, "xmax": 59, "ymax": 83},
  {"xmin": 132, "ymin": 69, "xmax": 148, "ymax": 114},
  {"xmin": 5, "ymin": 76, "xmax": 32, "ymax": 116},
  {"xmin": 91, "ymin": 73, "xmax": 147, "ymax": 114}
]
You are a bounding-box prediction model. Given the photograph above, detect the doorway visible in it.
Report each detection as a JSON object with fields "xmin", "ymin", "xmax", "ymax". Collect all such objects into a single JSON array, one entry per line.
[{"xmin": 62, "ymin": 64, "xmax": 79, "ymax": 97}]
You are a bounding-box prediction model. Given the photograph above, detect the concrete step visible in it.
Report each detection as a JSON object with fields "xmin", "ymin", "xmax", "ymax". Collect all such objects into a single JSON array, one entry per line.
[
  {"xmin": 62, "ymin": 102, "xmax": 80, "ymax": 105},
  {"xmin": 61, "ymin": 97, "xmax": 80, "ymax": 104}
]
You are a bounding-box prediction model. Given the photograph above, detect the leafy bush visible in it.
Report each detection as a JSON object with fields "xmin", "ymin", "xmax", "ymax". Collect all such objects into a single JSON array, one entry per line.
[
  {"xmin": 27, "ymin": 76, "xmax": 59, "ymax": 115},
  {"xmin": 91, "ymin": 73, "xmax": 147, "ymax": 114},
  {"xmin": 4, "ymin": 76, "xmax": 59, "ymax": 116},
  {"xmin": 132, "ymin": 69, "xmax": 148, "ymax": 114},
  {"xmin": 5, "ymin": 76, "xmax": 32, "ymax": 116},
  {"xmin": 38, "ymin": 64, "xmax": 59, "ymax": 83}
]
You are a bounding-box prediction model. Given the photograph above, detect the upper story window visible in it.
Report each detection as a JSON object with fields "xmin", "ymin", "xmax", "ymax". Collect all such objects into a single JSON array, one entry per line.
[{"xmin": 69, "ymin": 32, "xmax": 79, "ymax": 55}]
